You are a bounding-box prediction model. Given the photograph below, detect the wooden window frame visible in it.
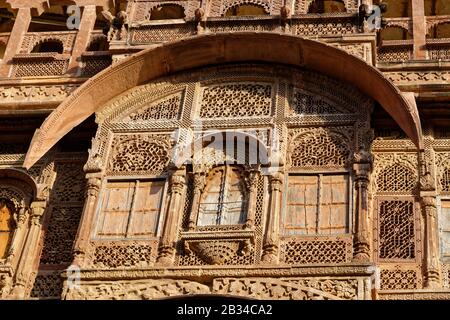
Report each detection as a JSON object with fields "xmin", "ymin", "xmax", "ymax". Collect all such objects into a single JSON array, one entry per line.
[
  {"xmin": 92, "ymin": 177, "xmax": 168, "ymax": 241},
  {"xmin": 281, "ymin": 171, "xmax": 353, "ymax": 237}
]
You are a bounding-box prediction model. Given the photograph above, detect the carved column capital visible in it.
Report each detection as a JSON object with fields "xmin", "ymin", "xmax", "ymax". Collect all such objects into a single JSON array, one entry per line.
[
  {"xmin": 245, "ymin": 169, "xmax": 260, "ymax": 192},
  {"xmin": 269, "ymin": 171, "xmax": 284, "ymax": 192},
  {"xmin": 29, "ymin": 201, "xmax": 46, "ymax": 226},
  {"xmin": 192, "ymin": 172, "xmax": 206, "ymax": 194},
  {"xmin": 85, "ymin": 175, "xmax": 102, "ymax": 198},
  {"xmin": 169, "ymin": 168, "xmax": 186, "ymax": 196}
]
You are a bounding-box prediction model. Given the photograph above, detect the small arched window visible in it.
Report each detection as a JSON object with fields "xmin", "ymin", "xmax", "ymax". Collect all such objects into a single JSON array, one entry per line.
[
  {"xmin": 308, "ymin": 0, "xmax": 346, "ymax": 14},
  {"xmin": 425, "ymin": 0, "xmax": 450, "ymax": 16},
  {"xmin": 225, "ymin": 4, "xmax": 268, "ymax": 16},
  {"xmin": 31, "ymin": 40, "xmax": 64, "ymax": 54},
  {"xmin": 0, "ymin": 199, "xmax": 15, "ymax": 259},
  {"xmin": 380, "ymin": 26, "xmax": 411, "ymax": 41},
  {"xmin": 198, "ymin": 165, "xmax": 247, "ymax": 226},
  {"xmin": 374, "ymin": 0, "xmax": 411, "ymax": 18},
  {"xmin": 428, "ymin": 23, "xmax": 450, "ymax": 39},
  {"xmin": 150, "ymin": 4, "xmax": 186, "ymax": 20}
]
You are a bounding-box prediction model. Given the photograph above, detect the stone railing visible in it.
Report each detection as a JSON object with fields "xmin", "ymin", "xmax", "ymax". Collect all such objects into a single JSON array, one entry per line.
[
  {"xmin": 11, "ymin": 53, "xmax": 70, "ymax": 77},
  {"xmin": 129, "ymin": 20, "xmax": 197, "ymax": 44},
  {"xmin": 128, "ymin": 14, "xmax": 361, "ymax": 45},
  {"xmin": 207, "ymin": 16, "xmax": 280, "ymax": 33},
  {"xmin": 292, "ymin": 14, "xmax": 359, "ymax": 37},
  {"xmin": 427, "ymin": 38, "xmax": 450, "ymax": 61},
  {"xmin": 20, "ymin": 31, "xmax": 78, "ymax": 54},
  {"xmin": 377, "ymin": 40, "xmax": 414, "ymax": 63}
]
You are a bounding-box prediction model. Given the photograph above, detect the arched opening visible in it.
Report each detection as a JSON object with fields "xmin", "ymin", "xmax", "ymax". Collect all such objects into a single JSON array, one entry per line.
[
  {"xmin": 0, "ymin": 199, "xmax": 15, "ymax": 259},
  {"xmin": 0, "ymin": 8, "xmax": 14, "ymax": 33},
  {"xmin": 150, "ymin": 4, "xmax": 186, "ymax": 20},
  {"xmin": 380, "ymin": 26, "xmax": 411, "ymax": 41},
  {"xmin": 425, "ymin": 0, "xmax": 450, "ymax": 16},
  {"xmin": 86, "ymin": 37, "xmax": 110, "ymax": 51},
  {"xmin": 23, "ymin": 33, "xmax": 424, "ymax": 169},
  {"xmin": 224, "ymin": 4, "xmax": 268, "ymax": 16},
  {"xmin": 374, "ymin": 0, "xmax": 412, "ymax": 18},
  {"xmin": 0, "ymin": 42, "xmax": 6, "ymax": 61},
  {"xmin": 31, "ymin": 40, "xmax": 64, "ymax": 54},
  {"xmin": 27, "ymin": 5, "xmax": 73, "ymax": 32},
  {"xmin": 198, "ymin": 165, "xmax": 248, "ymax": 226},
  {"xmin": 428, "ymin": 22, "xmax": 450, "ymax": 39},
  {"xmin": 308, "ymin": 0, "xmax": 346, "ymax": 14}
]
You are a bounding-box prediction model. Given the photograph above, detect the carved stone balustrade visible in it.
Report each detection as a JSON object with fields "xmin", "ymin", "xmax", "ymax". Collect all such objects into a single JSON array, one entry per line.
[
  {"xmin": 129, "ymin": 20, "xmax": 197, "ymax": 45},
  {"xmin": 180, "ymin": 230, "xmax": 255, "ymax": 265},
  {"xmin": 11, "ymin": 53, "xmax": 71, "ymax": 77},
  {"xmin": 427, "ymin": 38, "xmax": 450, "ymax": 61},
  {"xmin": 377, "ymin": 40, "xmax": 414, "ymax": 63}
]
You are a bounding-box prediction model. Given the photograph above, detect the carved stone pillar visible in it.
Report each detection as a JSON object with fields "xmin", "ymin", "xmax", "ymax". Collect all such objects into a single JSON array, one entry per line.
[
  {"xmin": 0, "ymin": 8, "xmax": 32, "ymax": 77},
  {"xmin": 419, "ymin": 149, "xmax": 441, "ymax": 288},
  {"xmin": 411, "ymin": 0, "xmax": 427, "ymax": 59},
  {"xmin": 5, "ymin": 207, "xmax": 29, "ymax": 266},
  {"xmin": 261, "ymin": 171, "xmax": 283, "ymax": 264},
  {"xmin": 67, "ymin": 5, "xmax": 98, "ymax": 75},
  {"xmin": 10, "ymin": 200, "xmax": 46, "ymax": 299},
  {"xmin": 352, "ymin": 148, "xmax": 372, "ymax": 261},
  {"xmin": 187, "ymin": 172, "xmax": 206, "ymax": 231},
  {"xmin": 421, "ymin": 195, "xmax": 441, "ymax": 288},
  {"xmin": 157, "ymin": 167, "xmax": 186, "ymax": 266},
  {"xmin": 245, "ymin": 169, "xmax": 260, "ymax": 230},
  {"xmin": 72, "ymin": 174, "xmax": 102, "ymax": 267}
]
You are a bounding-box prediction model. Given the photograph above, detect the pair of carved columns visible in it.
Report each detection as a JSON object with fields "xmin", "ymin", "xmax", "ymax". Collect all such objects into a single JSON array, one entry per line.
[
  {"xmin": 352, "ymin": 148, "xmax": 372, "ymax": 262},
  {"xmin": 72, "ymin": 172, "xmax": 102, "ymax": 267},
  {"xmin": 261, "ymin": 171, "xmax": 284, "ymax": 264},
  {"xmin": 157, "ymin": 167, "xmax": 186, "ymax": 266},
  {"xmin": 419, "ymin": 149, "xmax": 441, "ymax": 288},
  {"xmin": 10, "ymin": 200, "xmax": 46, "ymax": 299}
]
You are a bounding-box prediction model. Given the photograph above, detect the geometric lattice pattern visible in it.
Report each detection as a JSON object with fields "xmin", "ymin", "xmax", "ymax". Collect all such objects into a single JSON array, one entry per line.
[
  {"xmin": 380, "ymin": 268, "xmax": 418, "ymax": 290},
  {"xmin": 291, "ymin": 91, "xmax": 342, "ymax": 115},
  {"xmin": 281, "ymin": 238, "xmax": 352, "ymax": 264},
  {"xmin": 128, "ymin": 94, "xmax": 181, "ymax": 121},
  {"xmin": 108, "ymin": 137, "xmax": 169, "ymax": 175},
  {"xmin": 93, "ymin": 243, "xmax": 156, "ymax": 268},
  {"xmin": 12, "ymin": 59, "xmax": 68, "ymax": 77},
  {"xmin": 200, "ymin": 83, "xmax": 272, "ymax": 118},
  {"xmin": 378, "ymin": 200, "xmax": 415, "ymax": 260},
  {"xmin": 40, "ymin": 206, "xmax": 83, "ymax": 265},
  {"xmin": 440, "ymin": 167, "xmax": 450, "ymax": 192},
  {"xmin": 53, "ymin": 162, "xmax": 86, "ymax": 202},
  {"xmin": 377, "ymin": 164, "xmax": 416, "ymax": 193},
  {"xmin": 290, "ymin": 130, "xmax": 350, "ymax": 168},
  {"xmin": 30, "ymin": 272, "xmax": 63, "ymax": 299},
  {"xmin": 81, "ymin": 56, "xmax": 112, "ymax": 77},
  {"xmin": 39, "ymin": 160, "xmax": 86, "ymax": 266}
]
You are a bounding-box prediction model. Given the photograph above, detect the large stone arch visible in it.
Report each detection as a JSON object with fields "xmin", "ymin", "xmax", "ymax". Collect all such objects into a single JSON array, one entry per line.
[{"xmin": 23, "ymin": 32, "xmax": 423, "ymax": 169}]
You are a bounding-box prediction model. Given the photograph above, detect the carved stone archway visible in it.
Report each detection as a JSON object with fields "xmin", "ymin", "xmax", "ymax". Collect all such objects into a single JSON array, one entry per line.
[{"xmin": 23, "ymin": 32, "xmax": 423, "ymax": 169}]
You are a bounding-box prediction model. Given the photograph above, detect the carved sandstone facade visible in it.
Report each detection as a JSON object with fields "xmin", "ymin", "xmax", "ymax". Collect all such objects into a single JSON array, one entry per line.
[{"xmin": 0, "ymin": 0, "xmax": 450, "ymax": 300}]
